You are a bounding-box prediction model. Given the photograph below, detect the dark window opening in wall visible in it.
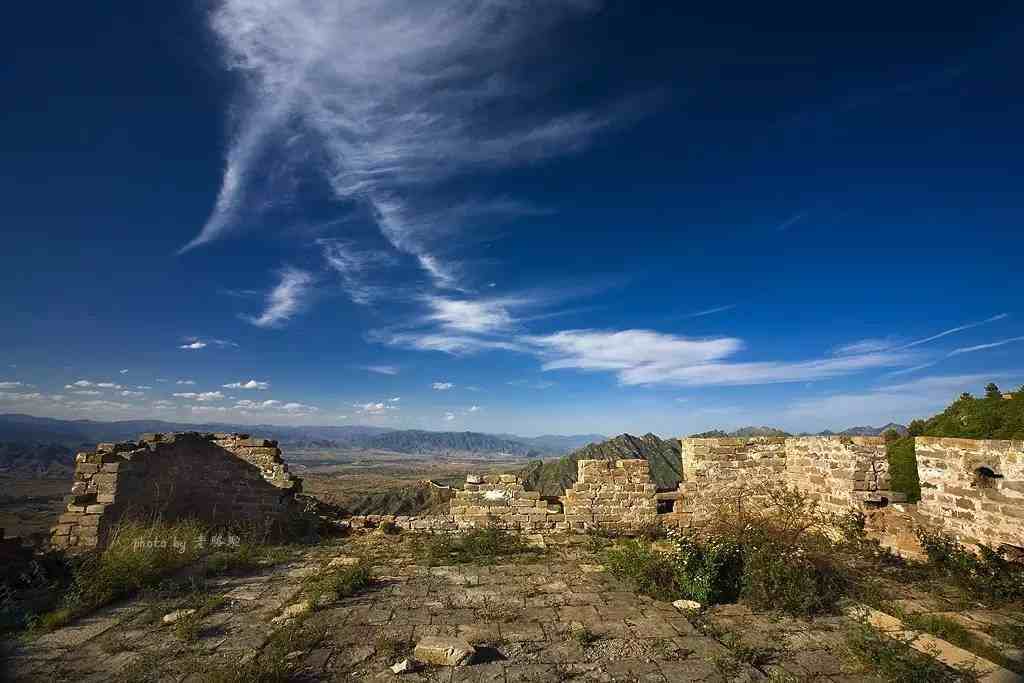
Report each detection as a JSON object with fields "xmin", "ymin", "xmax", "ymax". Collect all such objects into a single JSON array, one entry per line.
[
  {"xmin": 656, "ymin": 499, "xmax": 674, "ymax": 514},
  {"xmin": 972, "ymin": 466, "xmax": 1003, "ymax": 489},
  {"xmin": 542, "ymin": 497, "xmax": 564, "ymax": 514},
  {"xmin": 864, "ymin": 496, "xmax": 889, "ymax": 509}
]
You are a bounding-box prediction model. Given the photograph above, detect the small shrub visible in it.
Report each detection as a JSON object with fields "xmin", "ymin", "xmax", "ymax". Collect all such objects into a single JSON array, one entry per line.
[
  {"xmin": 917, "ymin": 530, "xmax": 1024, "ymax": 601},
  {"xmin": 741, "ymin": 538, "xmax": 845, "ymax": 616},
  {"xmin": 173, "ymin": 593, "xmax": 228, "ymax": 642},
  {"xmin": 673, "ymin": 536, "xmax": 744, "ymax": 606},
  {"xmin": 414, "ymin": 527, "xmax": 538, "ymax": 566},
  {"xmin": 568, "ymin": 624, "xmax": 598, "ymax": 645},
  {"xmin": 604, "ymin": 539, "xmax": 682, "ymax": 602},
  {"xmin": 303, "ymin": 563, "xmax": 371, "ymax": 607}
]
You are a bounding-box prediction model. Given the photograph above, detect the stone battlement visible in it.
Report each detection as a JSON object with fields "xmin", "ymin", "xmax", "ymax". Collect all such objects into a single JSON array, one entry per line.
[
  {"xmin": 51, "ymin": 432, "xmax": 301, "ymax": 553},
  {"xmin": 50, "ymin": 433, "xmax": 1023, "ymax": 555}
]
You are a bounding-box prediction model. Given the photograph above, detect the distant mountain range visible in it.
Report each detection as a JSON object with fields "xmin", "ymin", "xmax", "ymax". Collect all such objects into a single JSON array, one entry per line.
[
  {"xmin": 0, "ymin": 414, "xmax": 606, "ymax": 476},
  {"xmin": 689, "ymin": 424, "xmax": 909, "ymax": 438}
]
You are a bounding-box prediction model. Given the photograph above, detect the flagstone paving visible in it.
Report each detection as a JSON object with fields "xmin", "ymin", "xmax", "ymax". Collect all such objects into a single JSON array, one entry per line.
[{"xmin": 4, "ymin": 533, "xmax": 1022, "ymax": 682}]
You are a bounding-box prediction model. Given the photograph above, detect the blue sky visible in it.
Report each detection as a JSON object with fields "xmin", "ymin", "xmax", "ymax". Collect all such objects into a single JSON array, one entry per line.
[{"xmin": 2, "ymin": 2, "xmax": 1023, "ymax": 437}]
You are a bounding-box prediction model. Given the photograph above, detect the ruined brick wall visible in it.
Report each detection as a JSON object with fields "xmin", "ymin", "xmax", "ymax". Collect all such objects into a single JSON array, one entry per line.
[
  {"xmin": 784, "ymin": 436, "xmax": 894, "ymax": 514},
  {"xmin": 451, "ymin": 474, "xmax": 567, "ymax": 531},
  {"xmin": 50, "ymin": 432, "xmax": 300, "ymax": 553},
  {"xmin": 562, "ymin": 459, "xmax": 657, "ymax": 531},
  {"xmin": 915, "ymin": 437, "xmax": 1024, "ymax": 550},
  {"xmin": 674, "ymin": 436, "xmax": 894, "ymax": 520}
]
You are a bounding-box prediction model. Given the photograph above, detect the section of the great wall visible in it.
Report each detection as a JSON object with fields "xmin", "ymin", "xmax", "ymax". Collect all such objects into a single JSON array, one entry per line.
[{"xmin": 50, "ymin": 433, "xmax": 1023, "ymax": 557}]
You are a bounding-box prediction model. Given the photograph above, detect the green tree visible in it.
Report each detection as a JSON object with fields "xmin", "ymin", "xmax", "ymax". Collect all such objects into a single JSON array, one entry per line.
[{"xmin": 985, "ymin": 383, "xmax": 1002, "ymax": 400}]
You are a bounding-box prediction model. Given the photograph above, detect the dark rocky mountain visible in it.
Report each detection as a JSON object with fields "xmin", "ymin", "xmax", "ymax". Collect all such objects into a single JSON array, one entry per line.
[
  {"xmin": 0, "ymin": 442, "xmax": 76, "ymax": 477},
  {"xmin": 339, "ymin": 481, "xmax": 455, "ymax": 516},
  {"xmin": 520, "ymin": 433, "xmax": 682, "ymax": 497},
  {"xmin": 835, "ymin": 423, "xmax": 909, "ymax": 437}
]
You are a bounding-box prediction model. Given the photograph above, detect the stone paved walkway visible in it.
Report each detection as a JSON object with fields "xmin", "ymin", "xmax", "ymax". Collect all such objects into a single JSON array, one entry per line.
[{"xmin": 5, "ymin": 533, "xmax": 1021, "ymax": 682}]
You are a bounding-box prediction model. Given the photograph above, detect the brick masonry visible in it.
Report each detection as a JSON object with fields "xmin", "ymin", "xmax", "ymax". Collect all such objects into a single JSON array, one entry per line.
[
  {"xmin": 49, "ymin": 433, "xmax": 1024, "ymax": 553},
  {"xmin": 914, "ymin": 437, "xmax": 1023, "ymax": 550},
  {"xmin": 50, "ymin": 432, "xmax": 301, "ymax": 553}
]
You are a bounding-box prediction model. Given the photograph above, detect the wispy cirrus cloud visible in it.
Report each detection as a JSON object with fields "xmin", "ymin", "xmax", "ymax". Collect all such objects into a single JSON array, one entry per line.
[
  {"xmin": 948, "ymin": 335, "xmax": 1024, "ymax": 357},
  {"xmin": 319, "ymin": 239, "xmax": 396, "ymax": 305},
  {"xmin": 684, "ymin": 304, "xmax": 735, "ymax": 319},
  {"xmin": 898, "ymin": 313, "xmax": 1008, "ymax": 349},
  {"xmin": 184, "ymin": 0, "xmax": 631, "ymax": 290},
  {"xmin": 432, "ymin": 382, "xmax": 454, "ymax": 391},
  {"xmin": 180, "ymin": 341, "xmax": 207, "ymax": 350},
  {"xmin": 362, "ymin": 365, "xmax": 399, "ymax": 376},
  {"xmin": 245, "ymin": 267, "xmax": 314, "ymax": 328}
]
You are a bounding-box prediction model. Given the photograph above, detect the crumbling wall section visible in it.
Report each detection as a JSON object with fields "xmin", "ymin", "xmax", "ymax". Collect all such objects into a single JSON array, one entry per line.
[
  {"xmin": 784, "ymin": 436, "xmax": 895, "ymax": 514},
  {"xmin": 562, "ymin": 459, "xmax": 657, "ymax": 531},
  {"xmin": 915, "ymin": 437, "xmax": 1024, "ymax": 550},
  {"xmin": 50, "ymin": 432, "xmax": 300, "ymax": 553},
  {"xmin": 451, "ymin": 474, "xmax": 566, "ymax": 531}
]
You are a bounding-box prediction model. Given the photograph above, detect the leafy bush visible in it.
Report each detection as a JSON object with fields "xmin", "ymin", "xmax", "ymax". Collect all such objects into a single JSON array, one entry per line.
[
  {"xmin": 740, "ymin": 539, "xmax": 845, "ymax": 615},
  {"xmin": 303, "ymin": 563, "xmax": 371, "ymax": 607},
  {"xmin": 608, "ymin": 483, "xmax": 849, "ymax": 616},
  {"xmin": 673, "ymin": 536, "xmax": 744, "ymax": 605},
  {"xmin": 604, "ymin": 539, "xmax": 686, "ymax": 602},
  {"xmin": 917, "ymin": 529, "xmax": 1024, "ymax": 602}
]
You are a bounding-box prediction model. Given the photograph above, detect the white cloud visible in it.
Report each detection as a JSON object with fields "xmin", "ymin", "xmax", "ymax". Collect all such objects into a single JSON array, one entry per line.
[
  {"xmin": 180, "ymin": 341, "xmax": 208, "ymax": 350},
  {"xmin": 444, "ymin": 412, "xmax": 456, "ymax": 421},
  {"xmin": 362, "ymin": 365, "xmax": 399, "ymax": 376},
  {"xmin": 120, "ymin": 390, "xmax": 145, "ymax": 398},
  {"xmin": 72, "ymin": 390, "xmax": 102, "ymax": 396},
  {"xmin": 172, "ymin": 391, "xmax": 225, "ymax": 402},
  {"xmin": 119, "ymin": 369, "xmax": 129, "ymax": 374},
  {"xmin": 0, "ymin": 381, "xmax": 23, "ymax": 389},
  {"xmin": 467, "ymin": 405, "xmax": 480, "ymax": 412},
  {"xmin": 66, "ymin": 380, "xmax": 121, "ymax": 390},
  {"xmin": 355, "ymin": 402, "xmax": 386, "ymax": 414},
  {"xmin": 525, "ymin": 329, "xmax": 913, "ymax": 387},
  {"xmin": 246, "ymin": 267, "xmax": 314, "ymax": 328},
  {"xmin": 177, "ymin": 379, "xmax": 196, "ymax": 385},
  {"xmin": 388, "ymin": 397, "xmax": 400, "ymax": 402},
  {"xmin": 183, "ymin": 0, "xmax": 622, "ymax": 289},
  {"xmin": 235, "ymin": 399, "xmax": 282, "ymax": 410},
  {"xmin": 432, "ymin": 382, "xmax": 454, "ymax": 391},
  {"xmin": 379, "ymin": 331, "xmax": 524, "ymax": 355},
  {"xmin": 136, "ymin": 385, "xmax": 153, "ymax": 390},
  {"xmin": 948, "ymin": 336, "xmax": 1024, "ymax": 357},
  {"xmin": 223, "ymin": 380, "xmax": 270, "ymax": 390},
  {"xmin": 424, "ymin": 296, "xmax": 518, "ymax": 334}
]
